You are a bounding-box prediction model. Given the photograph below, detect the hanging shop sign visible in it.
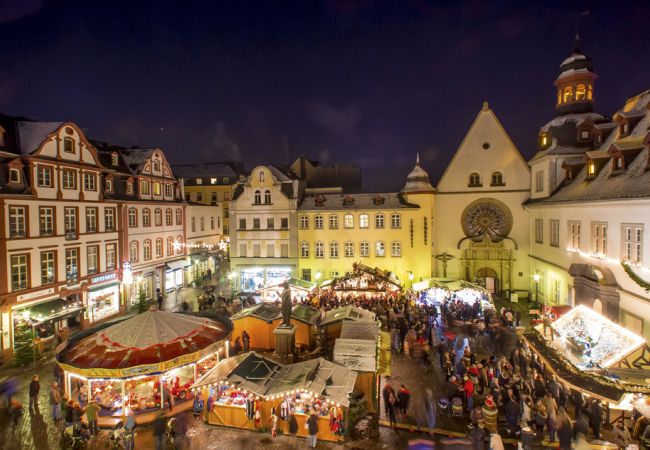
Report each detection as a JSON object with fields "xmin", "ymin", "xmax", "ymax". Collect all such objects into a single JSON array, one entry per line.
[{"xmin": 91, "ymin": 273, "xmax": 117, "ymax": 285}]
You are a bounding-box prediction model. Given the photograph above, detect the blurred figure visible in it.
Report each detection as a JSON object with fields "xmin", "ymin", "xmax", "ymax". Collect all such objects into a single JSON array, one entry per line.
[{"xmin": 29, "ymin": 375, "xmax": 40, "ymax": 412}]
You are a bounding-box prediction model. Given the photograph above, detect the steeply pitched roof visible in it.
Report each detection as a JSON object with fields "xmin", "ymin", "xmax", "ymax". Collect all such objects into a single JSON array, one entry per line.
[
  {"xmin": 17, "ymin": 121, "xmax": 63, "ymax": 154},
  {"xmin": 172, "ymin": 161, "xmax": 246, "ymax": 179},
  {"xmin": 298, "ymin": 192, "xmax": 418, "ymax": 211}
]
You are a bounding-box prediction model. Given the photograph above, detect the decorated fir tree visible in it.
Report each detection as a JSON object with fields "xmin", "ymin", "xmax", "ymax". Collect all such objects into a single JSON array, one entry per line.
[
  {"xmin": 137, "ymin": 288, "xmax": 148, "ymax": 313},
  {"xmin": 13, "ymin": 323, "xmax": 38, "ymax": 367}
]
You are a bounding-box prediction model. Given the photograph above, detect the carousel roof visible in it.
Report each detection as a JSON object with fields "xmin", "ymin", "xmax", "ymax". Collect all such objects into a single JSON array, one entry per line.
[
  {"xmin": 192, "ymin": 352, "xmax": 357, "ymax": 406},
  {"xmin": 58, "ymin": 308, "xmax": 229, "ymax": 373}
]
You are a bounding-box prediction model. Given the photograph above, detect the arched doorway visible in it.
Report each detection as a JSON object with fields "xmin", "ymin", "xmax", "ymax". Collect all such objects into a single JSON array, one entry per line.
[
  {"xmin": 477, "ymin": 267, "xmax": 498, "ymax": 294},
  {"xmin": 568, "ymin": 264, "xmax": 620, "ymax": 321}
]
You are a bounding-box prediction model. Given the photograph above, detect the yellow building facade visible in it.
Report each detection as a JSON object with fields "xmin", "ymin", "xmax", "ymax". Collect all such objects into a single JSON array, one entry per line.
[{"xmin": 297, "ymin": 158, "xmax": 435, "ymax": 287}]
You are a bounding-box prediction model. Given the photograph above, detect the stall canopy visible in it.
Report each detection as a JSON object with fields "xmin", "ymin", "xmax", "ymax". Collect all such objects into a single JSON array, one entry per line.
[
  {"xmin": 28, "ymin": 298, "xmax": 85, "ymax": 326},
  {"xmin": 291, "ymin": 304, "xmax": 321, "ymax": 325},
  {"xmin": 548, "ymin": 304, "xmax": 646, "ymax": 369},
  {"xmin": 333, "ymin": 339, "xmax": 377, "ymax": 372},
  {"xmin": 58, "ymin": 308, "xmax": 230, "ymax": 377},
  {"xmin": 258, "ymin": 278, "xmax": 316, "ymax": 302},
  {"xmin": 192, "ymin": 352, "xmax": 357, "ymax": 407},
  {"xmin": 230, "ymin": 303, "xmax": 282, "ymax": 323},
  {"xmin": 320, "ymin": 306, "xmax": 377, "ymax": 327},
  {"xmin": 320, "ymin": 263, "xmax": 402, "ymax": 293},
  {"xmin": 340, "ymin": 321, "xmax": 380, "ymax": 341}
]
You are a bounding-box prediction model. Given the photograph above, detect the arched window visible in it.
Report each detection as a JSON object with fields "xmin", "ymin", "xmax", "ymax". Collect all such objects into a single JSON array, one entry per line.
[
  {"xmin": 154, "ymin": 208, "xmax": 162, "ymax": 226},
  {"xmin": 315, "ymin": 241, "xmax": 324, "ymax": 258},
  {"xmin": 259, "ymin": 171, "xmax": 265, "ymax": 182},
  {"xmin": 329, "ymin": 241, "xmax": 339, "ymax": 258},
  {"xmin": 359, "ymin": 214, "xmax": 369, "ymax": 228},
  {"xmin": 563, "ymin": 86, "xmax": 573, "ymax": 103},
  {"xmin": 299, "ymin": 215, "xmax": 309, "ymax": 229},
  {"xmin": 254, "ymin": 190, "xmax": 261, "ymax": 204},
  {"xmin": 314, "ymin": 215, "xmax": 323, "ymax": 229},
  {"xmin": 175, "ymin": 236, "xmax": 183, "ymax": 254},
  {"xmin": 391, "ymin": 213, "xmax": 401, "ymax": 228},
  {"xmin": 264, "ymin": 189, "xmax": 271, "ymax": 204},
  {"xmin": 344, "ymin": 241, "xmax": 354, "ymax": 257},
  {"xmin": 575, "ymin": 84, "xmax": 586, "ymax": 100},
  {"xmin": 375, "ymin": 214, "xmax": 384, "ymax": 228},
  {"xmin": 155, "ymin": 238, "xmax": 163, "ymax": 257},
  {"xmin": 375, "ymin": 241, "xmax": 385, "ymax": 257},
  {"xmin": 153, "ymin": 160, "xmax": 161, "ymax": 172},
  {"xmin": 491, "ymin": 172, "xmax": 504, "ymax": 186},
  {"xmin": 176, "ymin": 209, "xmax": 182, "ymax": 225},
  {"xmin": 329, "ymin": 215, "xmax": 338, "ymax": 229},
  {"xmin": 391, "ymin": 241, "xmax": 401, "ymax": 257},
  {"xmin": 166, "ymin": 209, "xmax": 173, "ymax": 226},
  {"xmin": 469, "ymin": 173, "xmax": 481, "ymax": 187},
  {"xmin": 143, "ymin": 239, "xmax": 152, "ymax": 260},
  {"xmin": 129, "ymin": 241, "xmax": 138, "ymax": 262},
  {"xmin": 300, "ymin": 241, "xmax": 310, "ymax": 258},
  {"xmin": 556, "ymin": 90, "xmax": 562, "ymax": 105},
  {"xmin": 128, "ymin": 208, "xmax": 138, "ymax": 227},
  {"xmin": 142, "ymin": 208, "xmax": 151, "ymax": 227},
  {"xmin": 63, "ymin": 137, "xmax": 75, "ymax": 154},
  {"xmin": 360, "ymin": 241, "xmax": 369, "ymax": 257},
  {"xmin": 587, "ymin": 84, "xmax": 593, "ymax": 100},
  {"xmin": 167, "ymin": 237, "xmax": 174, "ymax": 255},
  {"xmin": 344, "ymin": 214, "xmax": 353, "ymax": 228}
]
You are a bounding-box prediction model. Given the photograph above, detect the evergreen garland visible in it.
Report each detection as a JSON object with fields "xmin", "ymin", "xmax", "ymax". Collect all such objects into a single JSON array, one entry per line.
[{"xmin": 621, "ymin": 261, "xmax": 650, "ymax": 292}]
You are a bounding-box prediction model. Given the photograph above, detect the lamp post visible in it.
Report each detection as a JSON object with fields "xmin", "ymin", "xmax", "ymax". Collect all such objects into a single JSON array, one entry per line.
[{"xmin": 533, "ymin": 273, "xmax": 540, "ymax": 309}]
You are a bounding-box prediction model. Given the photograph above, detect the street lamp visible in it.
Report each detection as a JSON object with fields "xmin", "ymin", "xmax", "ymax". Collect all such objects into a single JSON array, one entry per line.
[{"xmin": 533, "ymin": 273, "xmax": 540, "ymax": 309}]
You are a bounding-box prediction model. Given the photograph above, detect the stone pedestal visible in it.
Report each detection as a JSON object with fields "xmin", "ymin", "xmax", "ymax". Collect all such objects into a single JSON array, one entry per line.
[{"xmin": 273, "ymin": 324, "xmax": 296, "ymax": 357}]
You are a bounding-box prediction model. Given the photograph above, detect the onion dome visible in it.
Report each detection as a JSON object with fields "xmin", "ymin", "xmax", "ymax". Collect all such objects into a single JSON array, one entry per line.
[{"xmin": 402, "ymin": 153, "xmax": 435, "ymax": 193}]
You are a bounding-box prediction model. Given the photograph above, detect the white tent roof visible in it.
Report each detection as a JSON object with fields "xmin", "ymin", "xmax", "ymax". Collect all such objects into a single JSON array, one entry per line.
[{"xmin": 333, "ymin": 338, "xmax": 377, "ymax": 373}]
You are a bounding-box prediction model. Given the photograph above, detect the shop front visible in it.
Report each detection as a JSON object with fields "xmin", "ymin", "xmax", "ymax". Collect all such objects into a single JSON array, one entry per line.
[
  {"xmin": 192, "ymin": 352, "xmax": 357, "ymax": 443},
  {"xmin": 166, "ymin": 259, "xmax": 189, "ymax": 292},
  {"xmin": 130, "ymin": 270, "xmax": 155, "ymax": 304},
  {"xmin": 239, "ymin": 266, "xmax": 292, "ymax": 293},
  {"xmin": 87, "ymin": 276, "xmax": 121, "ymax": 324}
]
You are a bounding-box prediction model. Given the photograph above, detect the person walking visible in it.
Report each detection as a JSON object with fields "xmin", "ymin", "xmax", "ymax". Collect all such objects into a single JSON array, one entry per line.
[
  {"xmin": 470, "ymin": 422, "xmax": 486, "ymax": 450},
  {"xmin": 29, "ymin": 375, "xmax": 40, "ymax": 412},
  {"xmin": 288, "ymin": 412, "xmax": 298, "ymax": 447},
  {"xmin": 307, "ymin": 410, "xmax": 319, "ymax": 448},
  {"xmin": 382, "ymin": 382, "xmax": 395, "ymax": 416},
  {"xmin": 124, "ymin": 408, "xmax": 137, "ymax": 450},
  {"xmin": 612, "ymin": 421, "xmax": 631, "ymax": 449},
  {"xmin": 591, "ymin": 399, "xmax": 603, "ymax": 439},
  {"xmin": 84, "ymin": 398, "xmax": 100, "ymax": 436},
  {"xmin": 556, "ymin": 408, "xmax": 573, "ymax": 450},
  {"xmin": 174, "ymin": 412, "xmax": 189, "ymax": 450},
  {"xmin": 397, "ymin": 384, "xmax": 411, "ymax": 418},
  {"xmin": 423, "ymin": 388, "xmax": 436, "ymax": 437},
  {"xmin": 153, "ymin": 412, "xmax": 166, "ymax": 450},
  {"xmin": 49, "ymin": 381, "xmax": 62, "ymax": 422},
  {"xmin": 157, "ymin": 292, "xmax": 164, "ymax": 311}
]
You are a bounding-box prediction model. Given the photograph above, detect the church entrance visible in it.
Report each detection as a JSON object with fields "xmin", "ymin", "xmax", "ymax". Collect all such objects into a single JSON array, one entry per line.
[{"xmin": 476, "ymin": 267, "xmax": 498, "ymax": 294}]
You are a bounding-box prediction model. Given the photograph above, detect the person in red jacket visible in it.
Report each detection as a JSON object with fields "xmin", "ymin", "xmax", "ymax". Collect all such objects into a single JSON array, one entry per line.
[
  {"xmin": 464, "ymin": 375, "xmax": 475, "ymax": 412},
  {"xmin": 397, "ymin": 384, "xmax": 411, "ymax": 418}
]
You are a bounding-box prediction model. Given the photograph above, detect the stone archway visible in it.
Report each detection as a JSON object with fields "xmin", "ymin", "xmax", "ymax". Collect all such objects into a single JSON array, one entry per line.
[
  {"xmin": 568, "ymin": 264, "xmax": 620, "ymax": 321},
  {"xmin": 477, "ymin": 267, "xmax": 499, "ymax": 294}
]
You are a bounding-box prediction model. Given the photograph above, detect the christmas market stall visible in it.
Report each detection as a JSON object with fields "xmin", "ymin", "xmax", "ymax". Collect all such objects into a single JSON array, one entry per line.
[
  {"xmin": 230, "ymin": 303, "xmax": 282, "ymax": 351},
  {"xmin": 319, "ymin": 306, "xmax": 378, "ymax": 342},
  {"xmin": 523, "ymin": 304, "xmax": 650, "ymax": 406},
  {"xmin": 192, "ymin": 352, "xmax": 357, "ymax": 442},
  {"xmin": 56, "ymin": 307, "xmax": 231, "ymax": 425},
  {"xmin": 417, "ymin": 278, "xmax": 494, "ymax": 312},
  {"xmin": 258, "ymin": 278, "xmax": 316, "ymax": 302},
  {"xmin": 291, "ymin": 304, "xmax": 321, "ymax": 351},
  {"xmin": 319, "ymin": 263, "xmax": 402, "ymax": 298},
  {"xmin": 333, "ymin": 320, "xmax": 390, "ymax": 413}
]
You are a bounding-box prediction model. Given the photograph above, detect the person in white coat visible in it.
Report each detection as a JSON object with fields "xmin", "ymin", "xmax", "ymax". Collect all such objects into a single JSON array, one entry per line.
[{"xmin": 489, "ymin": 431, "xmax": 505, "ymax": 450}]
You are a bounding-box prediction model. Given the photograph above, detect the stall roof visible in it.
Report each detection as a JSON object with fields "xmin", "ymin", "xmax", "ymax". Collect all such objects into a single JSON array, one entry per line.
[
  {"xmin": 192, "ymin": 352, "xmax": 357, "ymax": 406},
  {"xmin": 549, "ymin": 304, "xmax": 646, "ymax": 368},
  {"xmin": 320, "ymin": 263, "xmax": 402, "ymax": 292},
  {"xmin": 230, "ymin": 303, "xmax": 282, "ymax": 322},
  {"xmin": 320, "ymin": 306, "xmax": 377, "ymax": 327},
  {"xmin": 258, "ymin": 277, "xmax": 315, "ymax": 292},
  {"xmin": 291, "ymin": 304, "xmax": 321, "ymax": 325},
  {"xmin": 333, "ymin": 338, "xmax": 377, "ymax": 373},
  {"xmin": 340, "ymin": 321, "xmax": 380, "ymax": 341}
]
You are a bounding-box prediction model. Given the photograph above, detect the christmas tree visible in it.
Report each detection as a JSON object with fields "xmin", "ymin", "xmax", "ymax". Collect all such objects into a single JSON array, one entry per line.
[
  {"xmin": 137, "ymin": 288, "xmax": 149, "ymax": 313},
  {"xmin": 14, "ymin": 322, "xmax": 38, "ymax": 367}
]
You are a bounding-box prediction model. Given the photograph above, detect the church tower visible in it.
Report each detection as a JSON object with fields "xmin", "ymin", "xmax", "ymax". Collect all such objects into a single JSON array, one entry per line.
[{"xmin": 554, "ymin": 36, "xmax": 598, "ymax": 115}]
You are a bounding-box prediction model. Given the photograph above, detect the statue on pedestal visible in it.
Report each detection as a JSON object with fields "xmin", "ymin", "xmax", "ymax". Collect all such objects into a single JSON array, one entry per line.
[{"xmin": 281, "ymin": 282, "xmax": 292, "ymax": 327}]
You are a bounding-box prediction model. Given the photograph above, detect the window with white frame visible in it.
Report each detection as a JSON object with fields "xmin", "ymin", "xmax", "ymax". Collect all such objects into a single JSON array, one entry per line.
[
  {"xmin": 550, "ymin": 219, "xmax": 560, "ymax": 247},
  {"xmin": 41, "ymin": 251, "xmax": 55, "ymax": 284},
  {"xmin": 329, "ymin": 241, "xmax": 339, "ymax": 258},
  {"xmin": 154, "ymin": 209, "xmax": 162, "ymax": 227},
  {"xmin": 166, "ymin": 209, "xmax": 173, "ymax": 226},
  {"xmin": 535, "ymin": 170, "xmax": 544, "ymax": 193},
  {"xmin": 622, "ymin": 224, "xmax": 643, "ymax": 264},
  {"xmin": 375, "ymin": 214, "xmax": 384, "ymax": 228},
  {"xmin": 567, "ymin": 221, "xmax": 581, "ymax": 250},
  {"xmin": 128, "ymin": 208, "xmax": 137, "ymax": 227},
  {"xmin": 360, "ymin": 241, "xmax": 369, "ymax": 257},
  {"xmin": 391, "ymin": 213, "xmax": 401, "ymax": 228},
  {"xmin": 129, "ymin": 241, "xmax": 138, "ymax": 262},
  {"xmin": 106, "ymin": 243, "xmax": 116, "ymax": 270},
  {"xmin": 140, "ymin": 180, "xmax": 150, "ymax": 195},
  {"xmin": 62, "ymin": 170, "xmax": 76, "ymax": 189},
  {"xmin": 375, "ymin": 241, "xmax": 385, "ymax": 257},
  {"xmin": 191, "ymin": 217, "xmax": 196, "ymax": 232},
  {"xmin": 86, "ymin": 208, "xmax": 97, "ymax": 232},
  {"xmin": 167, "ymin": 237, "xmax": 174, "ymax": 256},
  {"xmin": 176, "ymin": 209, "xmax": 182, "ymax": 225},
  {"xmin": 344, "ymin": 241, "xmax": 354, "ymax": 257},
  {"xmin": 264, "ymin": 190, "xmax": 271, "ymax": 204},
  {"xmin": 87, "ymin": 246, "xmax": 99, "ymax": 274},
  {"xmin": 300, "ymin": 241, "xmax": 309, "ymax": 258},
  {"xmin": 156, "ymin": 238, "xmax": 163, "ymax": 257},
  {"xmin": 534, "ymin": 218, "xmax": 543, "ymax": 244},
  {"xmin": 315, "ymin": 241, "xmax": 324, "ymax": 258},
  {"xmin": 314, "ymin": 215, "xmax": 323, "ymax": 229},
  {"xmin": 359, "ymin": 214, "xmax": 369, "ymax": 228},
  {"xmin": 37, "ymin": 166, "xmax": 53, "ymax": 187},
  {"xmin": 143, "ymin": 240, "xmax": 152, "ymax": 260},
  {"xmin": 344, "ymin": 214, "xmax": 353, "ymax": 228},
  {"xmin": 83, "ymin": 173, "xmax": 96, "ymax": 191},
  {"xmin": 40, "ymin": 207, "xmax": 54, "ymax": 236},
  {"xmin": 142, "ymin": 209, "xmax": 151, "ymax": 227},
  {"xmin": 299, "ymin": 215, "xmax": 309, "ymax": 229},
  {"xmin": 11, "ymin": 254, "xmax": 28, "ymax": 290},
  {"xmin": 64, "ymin": 207, "xmax": 77, "ymax": 232},
  {"xmin": 592, "ymin": 222, "xmax": 607, "ymax": 256},
  {"xmin": 329, "ymin": 215, "xmax": 339, "ymax": 229},
  {"xmin": 9, "ymin": 206, "xmax": 27, "ymax": 238},
  {"xmin": 391, "ymin": 241, "xmax": 401, "ymax": 257}
]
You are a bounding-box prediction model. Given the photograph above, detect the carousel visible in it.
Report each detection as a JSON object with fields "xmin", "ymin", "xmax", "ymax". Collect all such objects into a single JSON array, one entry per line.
[
  {"xmin": 319, "ymin": 263, "xmax": 402, "ymax": 297},
  {"xmin": 56, "ymin": 307, "xmax": 231, "ymax": 424}
]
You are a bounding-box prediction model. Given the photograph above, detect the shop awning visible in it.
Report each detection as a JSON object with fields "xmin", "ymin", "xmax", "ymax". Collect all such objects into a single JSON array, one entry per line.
[
  {"xmin": 166, "ymin": 259, "xmax": 190, "ymax": 271},
  {"xmin": 25, "ymin": 298, "xmax": 85, "ymax": 326}
]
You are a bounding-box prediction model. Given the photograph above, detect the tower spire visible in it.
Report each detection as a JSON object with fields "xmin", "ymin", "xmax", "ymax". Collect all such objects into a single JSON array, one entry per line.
[{"xmin": 416, "ymin": 152, "xmax": 420, "ymax": 165}]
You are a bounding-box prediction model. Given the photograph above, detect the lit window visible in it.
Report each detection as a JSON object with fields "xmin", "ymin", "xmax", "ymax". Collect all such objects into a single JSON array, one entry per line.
[
  {"xmin": 344, "ymin": 241, "xmax": 354, "ymax": 257},
  {"xmin": 375, "ymin": 241, "xmax": 385, "ymax": 257},
  {"xmin": 563, "ymin": 86, "xmax": 573, "ymax": 103},
  {"xmin": 360, "ymin": 241, "xmax": 369, "ymax": 257},
  {"xmin": 153, "ymin": 182, "xmax": 161, "ymax": 195},
  {"xmin": 211, "ymin": 178, "xmax": 217, "ymax": 184},
  {"xmin": 580, "ymin": 130, "xmax": 590, "ymax": 140},
  {"xmin": 196, "ymin": 178, "xmax": 203, "ymax": 184},
  {"xmin": 587, "ymin": 85, "xmax": 593, "ymax": 100},
  {"xmin": 575, "ymin": 84, "xmax": 586, "ymax": 100},
  {"xmin": 359, "ymin": 214, "xmax": 369, "ymax": 228},
  {"xmin": 315, "ymin": 241, "xmax": 324, "ymax": 258},
  {"xmin": 587, "ymin": 162, "xmax": 595, "ymax": 176},
  {"xmin": 344, "ymin": 214, "xmax": 353, "ymax": 229},
  {"xmin": 540, "ymin": 134, "xmax": 548, "ymax": 147},
  {"xmin": 111, "ymin": 153, "xmax": 118, "ymax": 166}
]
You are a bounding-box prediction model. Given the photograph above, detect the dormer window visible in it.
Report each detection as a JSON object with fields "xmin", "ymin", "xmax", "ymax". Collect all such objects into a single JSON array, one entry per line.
[
  {"xmin": 468, "ymin": 172, "xmax": 481, "ymax": 187},
  {"xmin": 153, "ymin": 160, "xmax": 161, "ymax": 172},
  {"xmin": 620, "ymin": 122, "xmax": 630, "ymax": 137},
  {"xmin": 105, "ymin": 178, "xmax": 113, "ymax": 192},
  {"xmin": 540, "ymin": 134, "xmax": 548, "ymax": 147},
  {"xmin": 196, "ymin": 178, "xmax": 203, "ymax": 185},
  {"xmin": 259, "ymin": 171, "xmax": 265, "ymax": 182},
  {"xmin": 614, "ymin": 157, "xmax": 624, "ymax": 171},
  {"xmin": 580, "ymin": 130, "xmax": 590, "ymax": 140},
  {"xmin": 594, "ymin": 133, "xmax": 602, "ymax": 146},
  {"xmin": 63, "ymin": 137, "xmax": 75, "ymax": 154},
  {"xmin": 111, "ymin": 152, "xmax": 118, "ymax": 166},
  {"xmin": 9, "ymin": 168, "xmax": 20, "ymax": 183},
  {"xmin": 0, "ymin": 126, "xmax": 5, "ymax": 146},
  {"xmin": 126, "ymin": 181, "xmax": 134, "ymax": 195},
  {"xmin": 587, "ymin": 162, "xmax": 596, "ymax": 177}
]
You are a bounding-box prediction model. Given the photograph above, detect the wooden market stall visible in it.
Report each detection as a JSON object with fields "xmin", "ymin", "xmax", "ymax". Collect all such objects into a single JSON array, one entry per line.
[
  {"xmin": 320, "ymin": 305, "xmax": 378, "ymax": 342},
  {"xmin": 291, "ymin": 304, "xmax": 321, "ymax": 351},
  {"xmin": 56, "ymin": 307, "xmax": 231, "ymax": 426},
  {"xmin": 230, "ymin": 303, "xmax": 282, "ymax": 351},
  {"xmin": 319, "ymin": 263, "xmax": 402, "ymax": 298},
  {"xmin": 192, "ymin": 352, "xmax": 357, "ymax": 442}
]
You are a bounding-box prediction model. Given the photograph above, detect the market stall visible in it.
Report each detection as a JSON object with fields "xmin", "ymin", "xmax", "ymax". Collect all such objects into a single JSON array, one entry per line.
[
  {"xmin": 319, "ymin": 263, "xmax": 402, "ymax": 297},
  {"xmin": 319, "ymin": 306, "xmax": 378, "ymax": 342},
  {"xmin": 229, "ymin": 303, "xmax": 282, "ymax": 351},
  {"xmin": 56, "ymin": 307, "xmax": 230, "ymax": 425},
  {"xmin": 258, "ymin": 278, "xmax": 315, "ymax": 302},
  {"xmin": 192, "ymin": 352, "xmax": 357, "ymax": 442},
  {"xmin": 291, "ymin": 304, "xmax": 321, "ymax": 350},
  {"xmin": 417, "ymin": 278, "xmax": 494, "ymax": 312}
]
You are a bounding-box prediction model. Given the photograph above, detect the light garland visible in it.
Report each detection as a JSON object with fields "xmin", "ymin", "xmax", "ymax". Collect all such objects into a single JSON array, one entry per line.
[{"xmin": 566, "ymin": 247, "xmax": 650, "ymax": 273}]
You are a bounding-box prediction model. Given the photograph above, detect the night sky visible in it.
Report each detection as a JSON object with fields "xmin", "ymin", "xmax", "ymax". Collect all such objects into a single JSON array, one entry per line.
[{"xmin": 1, "ymin": 1, "xmax": 649, "ymax": 191}]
